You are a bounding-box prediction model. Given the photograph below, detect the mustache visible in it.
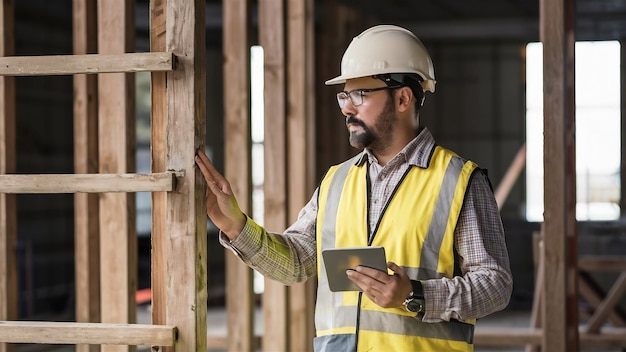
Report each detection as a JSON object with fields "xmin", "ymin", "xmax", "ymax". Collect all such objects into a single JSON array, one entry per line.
[{"xmin": 345, "ymin": 115, "xmax": 366, "ymax": 127}]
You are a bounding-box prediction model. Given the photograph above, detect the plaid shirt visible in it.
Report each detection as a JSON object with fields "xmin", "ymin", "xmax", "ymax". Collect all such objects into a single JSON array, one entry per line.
[{"xmin": 220, "ymin": 127, "xmax": 512, "ymax": 322}]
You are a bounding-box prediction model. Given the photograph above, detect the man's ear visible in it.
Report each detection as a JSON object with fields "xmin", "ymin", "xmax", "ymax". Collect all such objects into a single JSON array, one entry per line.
[{"xmin": 396, "ymin": 86, "xmax": 413, "ymax": 112}]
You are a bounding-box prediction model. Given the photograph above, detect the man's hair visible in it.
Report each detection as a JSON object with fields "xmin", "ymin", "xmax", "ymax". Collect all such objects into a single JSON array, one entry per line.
[{"xmin": 375, "ymin": 73, "xmax": 425, "ymax": 112}]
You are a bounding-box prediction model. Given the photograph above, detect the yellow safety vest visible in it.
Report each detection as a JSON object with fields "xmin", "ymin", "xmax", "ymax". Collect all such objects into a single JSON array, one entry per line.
[{"xmin": 314, "ymin": 146, "xmax": 478, "ymax": 352}]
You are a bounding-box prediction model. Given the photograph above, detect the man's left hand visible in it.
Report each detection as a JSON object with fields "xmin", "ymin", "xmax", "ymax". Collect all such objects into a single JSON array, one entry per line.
[{"xmin": 346, "ymin": 261, "xmax": 413, "ymax": 309}]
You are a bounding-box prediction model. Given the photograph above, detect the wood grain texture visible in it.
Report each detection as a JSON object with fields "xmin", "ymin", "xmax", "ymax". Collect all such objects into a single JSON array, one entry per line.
[
  {"xmin": 286, "ymin": 0, "xmax": 316, "ymax": 351},
  {"xmin": 98, "ymin": 2, "xmax": 137, "ymax": 351},
  {"xmin": 222, "ymin": 0, "xmax": 255, "ymax": 351},
  {"xmin": 259, "ymin": 1, "xmax": 289, "ymax": 351},
  {"xmin": 149, "ymin": 0, "xmax": 168, "ymax": 338},
  {"xmin": 0, "ymin": 172, "xmax": 176, "ymax": 193},
  {"xmin": 540, "ymin": 0, "xmax": 578, "ymax": 350},
  {"xmin": 72, "ymin": 3, "xmax": 100, "ymax": 352},
  {"xmin": 0, "ymin": 52, "xmax": 173, "ymax": 76},
  {"xmin": 0, "ymin": 321, "xmax": 175, "ymax": 346},
  {"xmin": 162, "ymin": 0, "xmax": 208, "ymax": 351}
]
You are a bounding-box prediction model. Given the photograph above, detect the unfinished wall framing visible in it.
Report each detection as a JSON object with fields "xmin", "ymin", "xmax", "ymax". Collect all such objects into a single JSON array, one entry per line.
[
  {"xmin": 4, "ymin": 0, "xmax": 624, "ymax": 351},
  {"xmin": 0, "ymin": 0, "xmax": 205, "ymax": 351}
]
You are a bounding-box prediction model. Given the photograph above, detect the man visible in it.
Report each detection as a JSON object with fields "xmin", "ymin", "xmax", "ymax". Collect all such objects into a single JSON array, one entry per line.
[{"xmin": 195, "ymin": 24, "xmax": 512, "ymax": 352}]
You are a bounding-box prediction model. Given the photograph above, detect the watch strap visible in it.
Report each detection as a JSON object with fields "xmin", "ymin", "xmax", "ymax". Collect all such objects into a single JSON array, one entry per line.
[{"xmin": 409, "ymin": 280, "xmax": 424, "ymax": 299}]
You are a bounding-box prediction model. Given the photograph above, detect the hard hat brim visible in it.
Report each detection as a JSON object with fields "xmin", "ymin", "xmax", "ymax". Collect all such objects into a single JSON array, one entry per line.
[
  {"xmin": 325, "ymin": 73, "xmax": 436, "ymax": 93},
  {"xmin": 325, "ymin": 75, "xmax": 347, "ymax": 86}
]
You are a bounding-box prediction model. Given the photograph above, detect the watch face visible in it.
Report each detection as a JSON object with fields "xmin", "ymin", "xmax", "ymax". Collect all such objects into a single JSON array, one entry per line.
[{"xmin": 406, "ymin": 298, "xmax": 424, "ymax": 313}]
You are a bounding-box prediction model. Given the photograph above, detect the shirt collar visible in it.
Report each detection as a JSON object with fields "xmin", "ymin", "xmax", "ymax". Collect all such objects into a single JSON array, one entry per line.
[{"xmin": 353, "ymin": 127, "xmax": 437, "ymax": 169}]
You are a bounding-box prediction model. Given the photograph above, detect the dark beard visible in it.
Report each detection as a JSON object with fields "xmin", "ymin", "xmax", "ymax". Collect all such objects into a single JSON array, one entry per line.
[
  {"xmin": 347, "ymin": 116, "xmax": 374, "ymax": 148},
  {"xmin": 346, "ymin": 97, "xmax": 396, "ymax": 150}
]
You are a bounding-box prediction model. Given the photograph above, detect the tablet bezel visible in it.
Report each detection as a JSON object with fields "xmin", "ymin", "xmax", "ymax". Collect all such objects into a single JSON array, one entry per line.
[{"xmin": 321, "ymin": 246, "xmax": 388, "ymax": 292}]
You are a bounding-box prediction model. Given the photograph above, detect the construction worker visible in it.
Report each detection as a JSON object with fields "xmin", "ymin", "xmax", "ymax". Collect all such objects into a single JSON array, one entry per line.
[{"xmin": 196, "ymin": 24, "xmax": 512, "ymax": 352}]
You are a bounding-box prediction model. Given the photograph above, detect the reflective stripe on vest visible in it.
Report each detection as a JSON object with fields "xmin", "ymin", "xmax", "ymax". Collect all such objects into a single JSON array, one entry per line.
[{"xmin": 315, "ymin": 146, "xmax": 478, "ymax": 351}]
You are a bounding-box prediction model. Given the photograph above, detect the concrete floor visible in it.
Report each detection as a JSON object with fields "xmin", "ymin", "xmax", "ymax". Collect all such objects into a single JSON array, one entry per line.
[{"xmin": 11, "ymin": 306, "xmax": 625, "ymax": 352}]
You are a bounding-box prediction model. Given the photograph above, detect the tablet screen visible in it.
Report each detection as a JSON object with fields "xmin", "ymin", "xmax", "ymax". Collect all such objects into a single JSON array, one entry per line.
[{"xmin": 321, "ymin": 246, "xmax": 387, "ymax": 292}]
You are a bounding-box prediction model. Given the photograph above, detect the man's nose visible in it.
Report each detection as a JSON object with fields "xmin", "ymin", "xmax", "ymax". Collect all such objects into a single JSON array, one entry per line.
[{"xmin": 341, "ymin": 99, "xmax": 357, "ymax": 117}]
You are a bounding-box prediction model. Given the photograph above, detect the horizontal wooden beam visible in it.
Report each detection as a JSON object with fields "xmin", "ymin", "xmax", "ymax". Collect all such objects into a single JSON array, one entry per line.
[
  {"xmin": 580, "ymin": 327, "xmax": 626, "ymax": 348},
  {"xmin": 474, "ymin": 328, "xmax": 542, "ymax": 346},
  {"xmin": 0, "ymin": 52, "xmax": 174, "ymax": 76},
  {"xmin": 0, "ymin": 172, "xmax": 178, "ymax": 193},
  {"xmin": 579, "ymin": 256, "xmax": 626, "ymax": 271},
  {"xmin": 0, "ymin": 321, "xmax": 176, "ymax": 346}
]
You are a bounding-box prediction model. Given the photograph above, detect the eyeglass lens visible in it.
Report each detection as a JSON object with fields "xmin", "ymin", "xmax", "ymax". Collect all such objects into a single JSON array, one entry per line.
[{"xmin": 336, "ymin": 90, "xmax": 364, "ymax": 108}]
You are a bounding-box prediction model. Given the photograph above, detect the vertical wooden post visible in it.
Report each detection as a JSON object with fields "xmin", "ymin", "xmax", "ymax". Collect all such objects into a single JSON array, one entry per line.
[
  {"xmin": 97, "ymin": 1, "xmax": 136, "ymax": 351},
  {"xmin": 150, "ymin": 0, "xmax": 168, "ymax": 337},
  {"xmin": 222, "ymin": 0, "xmax": 255, "ymax": 351},
  {"xmin": 287, "ymin": 0, "xmax": 316, "ymax": 350},
  {"xmin": 161, "ymin": 0, "xmax": 207, "ymax": 351},
  {"xmin": 73, "ymin": 2, "xmax": 100, "ymax": 352},
  {"xmin": 259, "ymin": 0, "xmax": 289, "ymax": 351},
  {"xmin": 540, "ymin": 0, "xmax": 578, "ymax": 350},
  {"xmin": 0, "ymin": 1, "xmax": 16, "ymax": 352}
]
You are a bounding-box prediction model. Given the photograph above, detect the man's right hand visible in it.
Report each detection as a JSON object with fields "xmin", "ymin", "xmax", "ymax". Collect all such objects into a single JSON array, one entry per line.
[{"xmin": 194, "ymin": 149, "xmax": 246, "ymax": 240}]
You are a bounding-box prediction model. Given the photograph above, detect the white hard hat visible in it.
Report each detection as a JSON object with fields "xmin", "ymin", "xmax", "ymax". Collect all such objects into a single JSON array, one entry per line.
[{"xmin": 325, "ymin": 25, "xmax": 436, "ymax": 93}]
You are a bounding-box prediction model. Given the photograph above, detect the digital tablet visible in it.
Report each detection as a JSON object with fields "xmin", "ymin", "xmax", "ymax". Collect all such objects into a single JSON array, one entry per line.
[{"xmin": 321, "ymin": 246, "xmax": 388, "ymax": 292}]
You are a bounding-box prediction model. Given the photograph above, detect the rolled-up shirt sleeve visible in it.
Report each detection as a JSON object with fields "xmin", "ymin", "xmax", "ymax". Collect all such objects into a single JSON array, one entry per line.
[
  {"xmin": 218, "ymin": 189, "xmax": 320, "ymax": 285},
  {"xmin": 421, "ymin": 171, "xmax": 513, "ymax": 322}
]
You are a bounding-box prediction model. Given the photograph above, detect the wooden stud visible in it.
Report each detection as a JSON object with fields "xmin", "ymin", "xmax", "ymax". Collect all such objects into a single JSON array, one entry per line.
[
  {"xmin": 0, "ymin": 172, "xmax": 176, "ymax": 193},
  {"xmin": 0, "ymin": 0, "xmax": 15, "ymax": 351},
  {"xmin": 540, "ymin": 0, "xmax": 578, "ymax": 350},
  {"xmin": 0, "ymin": 52, "xmax": 174, "ymax": 76},
  {"xmin": 286, "ymin": 0, "xmax": 316, "ymax": 351},
  {"xmin": 0, "ymin": 321, "xmax": 176, "ymax": 346},
  {"xmin": 72, "ymin": 1, "xmax": 101, "ymax": 351},
  {"xmin": 259, "ymin": 1, "xmax": 289, "ymax": 351},
  {"xmin": 150, "ymin": 0, "xmax": 168, "ymax": 339},
  {"xmin": 161, "ymin": 0, "xmax": 208, "ymax": 351},
  {"xmin": 222, "ymin": 0, "xmax": 255, "ymax": 351},
  {"xmin": 579, "ymin": 327, "xmax": 626, "ymax": 348},
  {"xmin": 579, "ymin": 257, "xmax": 626, "ymax": 271},
  {"xmin": 97, "ymin": 2, "xmax": 137, "ymax": 352}
]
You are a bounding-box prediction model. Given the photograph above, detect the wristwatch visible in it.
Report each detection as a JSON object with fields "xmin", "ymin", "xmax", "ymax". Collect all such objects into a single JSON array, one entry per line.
[{"xmin": 403, "ymin": 280, "xmax": 425, "ymax": 314}]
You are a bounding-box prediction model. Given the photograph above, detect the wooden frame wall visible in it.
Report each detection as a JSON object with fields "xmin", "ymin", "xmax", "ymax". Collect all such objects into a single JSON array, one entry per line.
[{"xmin": 0, "ymin": 0, "xmax": 205, "ymax": 350}]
